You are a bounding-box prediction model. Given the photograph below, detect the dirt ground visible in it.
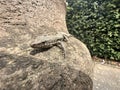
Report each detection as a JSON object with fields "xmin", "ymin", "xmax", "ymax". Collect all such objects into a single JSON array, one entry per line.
[{"xmin": 93, "ymin": 62, "xmax": 120, "ymax": 90}]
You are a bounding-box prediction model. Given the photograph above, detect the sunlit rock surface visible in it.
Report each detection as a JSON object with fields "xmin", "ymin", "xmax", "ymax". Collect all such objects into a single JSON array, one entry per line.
[{"xmin": 0, "ymin": 0, "xmax": 94, "ymax": 90}]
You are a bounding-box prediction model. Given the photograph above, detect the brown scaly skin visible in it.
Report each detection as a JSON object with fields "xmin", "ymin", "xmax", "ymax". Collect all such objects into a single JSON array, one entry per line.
[{"xmin": 30, "ymin": 32, "xmax": 72, "ymax": 58}]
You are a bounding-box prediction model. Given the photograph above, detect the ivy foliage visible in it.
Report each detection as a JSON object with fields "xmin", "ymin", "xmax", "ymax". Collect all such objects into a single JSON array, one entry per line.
[{"xmin": 66, "ymin": 0, "xmax": 120, "ymax": 61}]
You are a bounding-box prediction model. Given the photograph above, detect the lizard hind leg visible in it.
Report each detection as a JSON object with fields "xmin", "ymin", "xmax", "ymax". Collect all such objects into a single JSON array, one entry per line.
[{"xmin": 56, "ymin": 41, "xmax": 66, "ymax": 58}]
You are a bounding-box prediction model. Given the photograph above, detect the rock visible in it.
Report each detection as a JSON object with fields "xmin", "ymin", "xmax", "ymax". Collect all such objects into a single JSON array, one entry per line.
[
  {"xmin": 0, "ymin": 53, "xmax": 93, "ymax": 90},
  {"xmin": 0, "ymin": 0, "xmax": 94, "ymax": 90}
]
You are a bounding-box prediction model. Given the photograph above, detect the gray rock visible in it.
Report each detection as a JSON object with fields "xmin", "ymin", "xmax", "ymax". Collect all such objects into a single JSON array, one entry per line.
[
  {"xmin": 0, "ymin": 53, "xmax": 93, "ymax": 90},
  {"xmin": 0, "ymin": 0, "xmax": 94, "ymax": 90}
]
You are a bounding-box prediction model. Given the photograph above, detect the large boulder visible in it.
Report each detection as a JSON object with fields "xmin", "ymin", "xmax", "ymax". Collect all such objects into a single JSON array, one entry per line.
[{"xmin": 0, "ymin": 0, "xmax": 94, "ymax": 90}]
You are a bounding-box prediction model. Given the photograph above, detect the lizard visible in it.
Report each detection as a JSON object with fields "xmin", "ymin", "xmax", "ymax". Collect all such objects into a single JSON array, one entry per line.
[{"xmin": 30, "ymin": 32, "xmax": 72, "ymax": 58}]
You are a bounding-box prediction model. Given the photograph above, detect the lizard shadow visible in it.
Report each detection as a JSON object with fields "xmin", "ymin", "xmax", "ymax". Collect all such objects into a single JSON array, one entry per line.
[{"xmin": 30, "ymin": 48, "xmax": 51, "ymax": 55}]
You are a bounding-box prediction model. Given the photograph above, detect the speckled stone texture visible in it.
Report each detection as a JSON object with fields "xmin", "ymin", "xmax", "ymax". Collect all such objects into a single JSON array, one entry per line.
[{"xmin": 0, "ymin": 0, "xmax": 94, "ymax": 90}]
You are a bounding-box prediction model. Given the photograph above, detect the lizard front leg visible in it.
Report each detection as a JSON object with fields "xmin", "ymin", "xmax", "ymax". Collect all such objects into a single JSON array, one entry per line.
[{"xmin": 56, "ymin": 41, "xmax": 66, "ymax": 58}]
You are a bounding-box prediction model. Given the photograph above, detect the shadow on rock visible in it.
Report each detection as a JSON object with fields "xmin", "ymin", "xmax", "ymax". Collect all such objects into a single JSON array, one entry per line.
[
  {"xmin": 0, "ymin": 52, "xmax": 93, "ymax": 90},
  {"xmin": 30, "ymin": 48, "xmax": 50, "ymax": 55}
]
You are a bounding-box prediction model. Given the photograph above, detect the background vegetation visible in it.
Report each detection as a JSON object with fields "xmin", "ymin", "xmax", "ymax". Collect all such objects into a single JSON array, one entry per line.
[{"xmin": 66, "ymin": 0, "xmax": 120, "ymax": 61}]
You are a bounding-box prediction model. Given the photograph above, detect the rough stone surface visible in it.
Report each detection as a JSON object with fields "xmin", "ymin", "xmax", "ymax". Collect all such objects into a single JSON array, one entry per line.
[
  {"xmin": 0, "ymin": 52, "xmax": 93, "ymax": 90},
  {"xmin": 0, "ymin": 0, "xmax": 94, "ymax": 90}
]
